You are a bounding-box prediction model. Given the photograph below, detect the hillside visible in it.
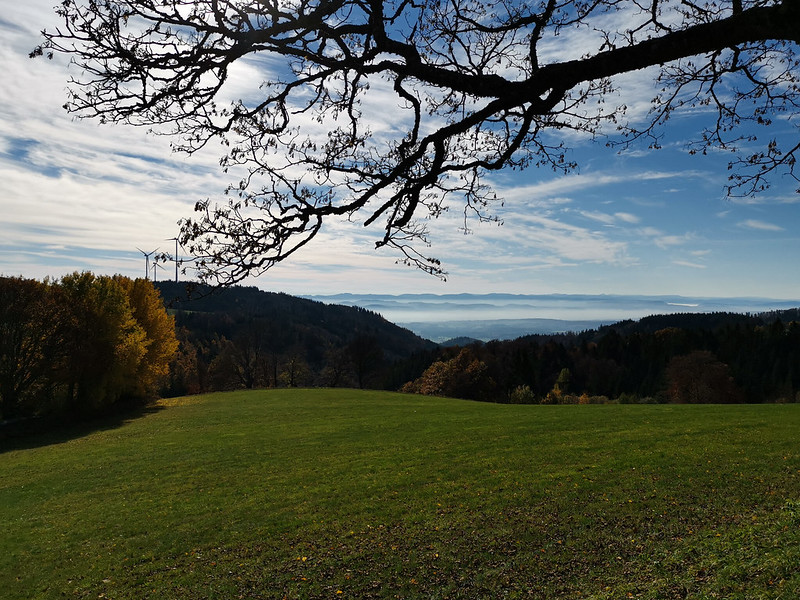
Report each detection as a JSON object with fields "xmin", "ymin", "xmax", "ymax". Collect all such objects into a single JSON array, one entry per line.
[
  {"xmin": 157, "ymin": 281, "xmax": 434, "ymax": 358},
  {"xmin": 154, "ymin": 282, "xmax": 436, "ymax": 394},
  {"xmin": 150, "ymin": 282, "xmax": 800, "ymax": 402},
  {"xmin": 2, "ymin": 389, "xmax": 799, "ymax": 599},
  {"xmin": 406, "ymin": 309, "xmax": 800, "ymax": 404}
]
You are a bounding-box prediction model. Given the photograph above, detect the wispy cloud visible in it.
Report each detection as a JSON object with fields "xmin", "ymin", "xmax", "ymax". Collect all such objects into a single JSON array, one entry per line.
[
  {"xmin": 575, "ymin": 209, "xmax": 641, "ymax": 226},
  {"xmin": 673, "ymin": 260, "xmax": 707, "ymax": 269},
  {"xmin": 498, "ymin": 213, "xmax": 633, "ymax": 265},
  {"xmin": 637, "ymin": 227, "xmax": 695, "ymax": 249},
  {"xmin": 497, "ymin": 170, "xmax": 685, "ymax": 203},
  {"xmin": 577, "ymin": 210, "xmax": 618, "ymax": 225},
  {"xmin": 615, "ymin": 212, "xmax": 641, "ymax": 224},
  {"xmin": 654, "ymin": 234, "xmax": 694, "ymax": 249},
  {"xmin": 728, "ymin": 195, "xmax": 800, "ymax": 206},
  {"xmin": 739, "ymin": 219, "xmax": 785, "ymax": 232}
]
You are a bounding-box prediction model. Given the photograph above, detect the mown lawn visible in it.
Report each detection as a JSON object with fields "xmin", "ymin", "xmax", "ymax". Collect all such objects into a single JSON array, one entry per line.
[{"xmin": 1, "ymin": 389, "xmax": 799, "ymax": 599}]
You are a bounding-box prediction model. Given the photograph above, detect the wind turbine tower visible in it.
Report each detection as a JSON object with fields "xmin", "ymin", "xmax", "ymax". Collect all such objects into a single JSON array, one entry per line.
[
  {"xmin": 166, "ymin": 237, "xmax": 180, "ymax": 282},
  {"xmin": 136, "ymin": 247, "xmax": 158, "ymax": 279},
  {"xmin": 151, "ymin": 261, "xmax": 165, "ymax": 282}
]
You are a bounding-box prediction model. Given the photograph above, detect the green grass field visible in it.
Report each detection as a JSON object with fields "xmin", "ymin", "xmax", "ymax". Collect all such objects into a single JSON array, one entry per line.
[{"xmin": 2, "ymin": 389, "xmax": 799, "ymax": 599}]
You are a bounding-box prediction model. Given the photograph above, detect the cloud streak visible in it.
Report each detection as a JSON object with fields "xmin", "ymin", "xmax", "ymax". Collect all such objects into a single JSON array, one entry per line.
[
  {"xmin": 496, "ymin": 170, "xmax": 698, "ymax": 204},
  {"xmin": 739, "ymin": 219, "xmax": 785, "ymax": 232},
  {"xmin": 673, "ymin": 260, "xmax": 707, "ymax": 269}
]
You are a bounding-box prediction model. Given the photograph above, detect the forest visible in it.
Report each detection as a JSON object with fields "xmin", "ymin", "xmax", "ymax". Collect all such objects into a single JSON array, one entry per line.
[
  {"xmin": 154, "ymin": 281, "xmax": 435, "ymax": 396},
  {"xmin": 2, "ymin": 276, "xmax": 800, "ymax": 428},
  {"xmin": 156, "ymin": 282, "xmax": 800, "ymax": 405},
  {"xmin": 403, "ymin": 314, "xmax": 800, "ymax": 404}
]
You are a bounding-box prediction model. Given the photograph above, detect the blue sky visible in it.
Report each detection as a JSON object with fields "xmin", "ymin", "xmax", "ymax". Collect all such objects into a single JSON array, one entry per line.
[{"xmin": 1, "ymin": 1, "xmax": 799, "ymax": 300}]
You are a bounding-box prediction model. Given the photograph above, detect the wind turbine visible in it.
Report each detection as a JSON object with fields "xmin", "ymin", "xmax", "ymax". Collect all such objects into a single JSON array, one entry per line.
[
  {"xmin": 136, "ymin": 247, "xmax": 158, "ymax": 279},
  {"xmin": 165, "ymin": 237, "xmax": 180, "ymax": 282},
  {"xmin": 151, "ymin": 261, "xmax": 166, "ymax": 282}
]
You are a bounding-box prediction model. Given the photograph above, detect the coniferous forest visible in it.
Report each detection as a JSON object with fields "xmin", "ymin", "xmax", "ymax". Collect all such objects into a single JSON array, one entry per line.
[
  {"xmin": 155, "ymin": 282, "xmax": 800, "ymax": 405},
  {"xmin": 402, "ymin": 314, "xmax": 800, "ymax": 404},
  {"xmin": 2, "ymin": 276, "xmax": 800, "ymax": 428}
]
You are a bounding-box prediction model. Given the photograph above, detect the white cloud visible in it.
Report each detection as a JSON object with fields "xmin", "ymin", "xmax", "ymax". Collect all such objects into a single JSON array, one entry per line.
[
  {"xmin": 673, "ymin": 260, "xmax": 706, "ymax": 269},
  {"xmin": 577, "ymin": 210, "xmax": 617, "ymax": 225},
  {"xmin": 496, "ymin": 169, "xmax": 697, "ymax": 205},
  {"xmin": 654, "ymin": 234, "xmax": 694, "ymax": 249},
  {"xmin": 739, "ymin": 219, "xmax": 785, "ymax": 232},
  {"xmin": 575, "ymin": 210, "xmax": 641, "ymax": 226},
  {"xmin": 637, "ymin": 227, "xmax": 695, "ymax": 249},
  {"xmin": 615, "ymin": 212, "xmax": 640, "ymax": 224},
  {"xmin": 500, "ymin": 213, "xmax": 632, "ymax": 265},
  {"xmin": 728, "ymin": 195, "xmax": 800, "ymax": 206}
]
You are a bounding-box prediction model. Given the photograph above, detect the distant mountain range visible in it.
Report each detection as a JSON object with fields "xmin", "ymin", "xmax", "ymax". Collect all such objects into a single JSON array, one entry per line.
[
  {"xmin": 303, "ymin": 293, "xmax": 800, "ymax": 342},
  {"xmin": 152, "ymin": 283, "xmax": 800, "ymax": 346},
  {"xmin": 399, "ymin": 319, "xmax": 608, "ymax": 343}
]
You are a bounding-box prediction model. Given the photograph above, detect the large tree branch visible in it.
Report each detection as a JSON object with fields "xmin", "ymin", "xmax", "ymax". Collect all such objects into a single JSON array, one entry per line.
[{"xmin": 35, "ymin": 0, "xmax": 800, "ymax": 285}]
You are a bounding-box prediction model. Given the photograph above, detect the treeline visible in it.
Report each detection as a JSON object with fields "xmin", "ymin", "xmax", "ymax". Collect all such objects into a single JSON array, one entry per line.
[
  {"xmin": 8, "ymin": 274, "xmax": 795, "ymax": 416},
  {"xmin": 401, "ymin": 313, "xmax": 800, "ymax": 404},
  {"xmin": 155, "ymin": 282, "xmax": 435, "ymax": 396},
  {"xmin": 158, "ymin": 284, "xmax": 800, "ymax": 405},
  {"xmin": 0, "ymin": 274, "xmax": 177, "ymax": 420}
]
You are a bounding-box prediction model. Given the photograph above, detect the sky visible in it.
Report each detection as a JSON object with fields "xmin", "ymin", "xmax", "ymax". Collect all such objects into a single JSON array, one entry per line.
[{"xmin": 1, "ymin": 1, "xmax": 799, "ymax": 302}]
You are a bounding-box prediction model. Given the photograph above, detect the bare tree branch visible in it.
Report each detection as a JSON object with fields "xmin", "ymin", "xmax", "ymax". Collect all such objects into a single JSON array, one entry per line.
[{"xmin": 35, "ymin": 0, "xmax": 800, "ymax": 285}]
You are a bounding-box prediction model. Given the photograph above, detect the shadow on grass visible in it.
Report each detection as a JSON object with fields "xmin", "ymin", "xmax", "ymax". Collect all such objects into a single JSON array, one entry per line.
[{"xmin": 0, "ymin": 401, "xmax": 165, "ymax": 453}]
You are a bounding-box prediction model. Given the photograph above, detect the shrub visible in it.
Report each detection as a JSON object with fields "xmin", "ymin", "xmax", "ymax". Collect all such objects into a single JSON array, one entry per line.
[
  {"xmin": 403, "ymin": 348, "xmax": 497, "ymax": 401},
  {"xmin": 509, "ymin": 385, "xmax": 537, "ymax": 404}
]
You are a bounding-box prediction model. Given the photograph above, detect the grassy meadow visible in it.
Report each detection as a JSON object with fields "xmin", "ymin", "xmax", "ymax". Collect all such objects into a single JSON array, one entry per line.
[{"xmin": 2, "ymin": 389, "xmax": 799, "ymax": 599}]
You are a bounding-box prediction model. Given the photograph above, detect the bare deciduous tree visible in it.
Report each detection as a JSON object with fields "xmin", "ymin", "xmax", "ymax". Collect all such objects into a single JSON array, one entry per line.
[{"xmin": 35, "ymin": 0, "xmax": 800, "ymax": 284}]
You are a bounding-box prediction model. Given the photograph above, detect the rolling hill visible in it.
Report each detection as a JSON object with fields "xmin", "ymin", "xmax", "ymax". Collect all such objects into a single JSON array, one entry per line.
[{"xmin": 2, "ymin": 389, "xmax": 799, "ymax": 599}]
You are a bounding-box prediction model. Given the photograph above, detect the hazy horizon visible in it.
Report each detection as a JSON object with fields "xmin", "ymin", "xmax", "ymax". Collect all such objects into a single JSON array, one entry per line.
[
  {"xmin": 305, "ymin": 291, "xmax": 799, "ymax": 321},
  {"xmin": 303, "ymin": 292, "xmax": 800, "ymax": 341}
]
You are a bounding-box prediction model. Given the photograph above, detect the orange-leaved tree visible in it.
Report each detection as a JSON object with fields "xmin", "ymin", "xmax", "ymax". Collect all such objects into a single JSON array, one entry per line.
[{"xmin": 403, "ymin": 348, "xmax": 496, "ymax": 401}]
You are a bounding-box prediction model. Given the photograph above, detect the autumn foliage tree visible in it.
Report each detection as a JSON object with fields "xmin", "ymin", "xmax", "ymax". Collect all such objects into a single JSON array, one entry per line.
[
  {"xmin": 402, "ymin": 347, "xmax": 496, "ymax": 401},
  {"xmin": 36, "ymin": 0, "xmax": 800, "ymax": 283},
  {"xmin": 58, "ymin": 272, "xmax": 149, "ymax": 413},
  {"xmin": 0, "ymin": 277, "xmax": 66, "ymax": 418},
  {"xmin": 0, "ymin": 274, "xmax": 177, "ymax": 420},
  {"xmin": 115, "ymin": 276, "xmax": 180, "ymax": 398}
]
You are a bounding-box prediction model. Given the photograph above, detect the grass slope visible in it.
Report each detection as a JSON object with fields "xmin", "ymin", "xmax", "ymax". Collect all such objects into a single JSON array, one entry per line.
[{"xmin": 2, "ymin": 390, "xmax": 799, "ymax": 599}]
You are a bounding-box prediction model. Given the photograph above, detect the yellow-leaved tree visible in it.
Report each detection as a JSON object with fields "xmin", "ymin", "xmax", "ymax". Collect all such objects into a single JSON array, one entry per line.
[
  {"xmin": 0, "ymin": 273, "xmax": 178, "ymax": 419},
  {"xmin": 58, "ymin": 272, "xmax": 148, "ymax": 414},
  {"xmin": 56, "ymin": 273, "xmax": 178, "ymax": 416},
  {"xmin": 114, "ymin": 276, "xmax": 179, "ymax": 399}
]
